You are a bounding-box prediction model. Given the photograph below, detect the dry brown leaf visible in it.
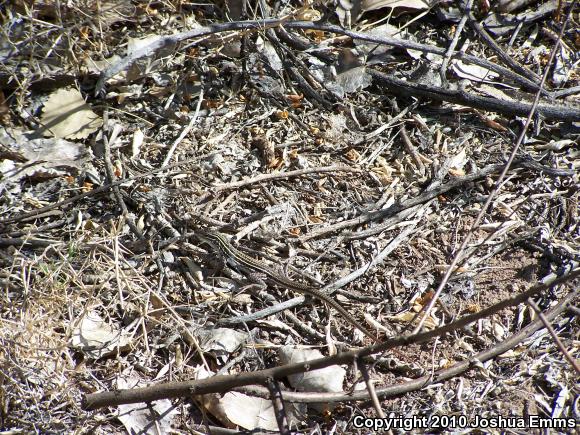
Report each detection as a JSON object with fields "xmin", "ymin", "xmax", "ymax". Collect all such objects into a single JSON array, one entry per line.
[
  {"xmin": 387, "ymin": 307, "xmax": 439, "ymax": 329},
  {"xmin": 195, "ymin": 367, "xmax": 280, "ymax": 430},
  {"xmin": 448, "ymin": 167, "xmax": 466, "ymax": 177},
  {"xmin": 296, "ymin": 8, "xmax": 321, "ymax": 21},
  {"xmin": 308, "ymin": 215, "xmax": 324, "ymax": 224},
  {"xmin": 345, "ymin": 148, "xmax": 361, "ymax": 161},
  {"xmin": 288, "ymin": 227, "xmax": 301, "ymax": 236},
  {"xmin": 40, "ymin": 88, "xmax": 102, "ymax": 139}
]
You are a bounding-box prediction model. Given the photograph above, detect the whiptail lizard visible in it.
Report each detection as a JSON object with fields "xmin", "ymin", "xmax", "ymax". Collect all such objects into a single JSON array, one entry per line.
[{"xmin": 197, "ymin": 230, "xmax": 380, "ymax": 343}]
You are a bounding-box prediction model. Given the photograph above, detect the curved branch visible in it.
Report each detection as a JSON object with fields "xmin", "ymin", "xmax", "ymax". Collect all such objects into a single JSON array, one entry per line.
[
  {"xmin": 83, "ymin": 266, "xmax": 579, "ymax": 409},
  {"xmin": 234, "ymin": 285, "xmax": 578, "ymax": 403}
]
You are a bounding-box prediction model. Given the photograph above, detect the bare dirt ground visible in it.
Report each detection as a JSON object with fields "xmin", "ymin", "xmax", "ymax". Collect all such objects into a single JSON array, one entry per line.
[{"xmin": 1, "ymin": 1, "xmax": 578, "ymax": 433}]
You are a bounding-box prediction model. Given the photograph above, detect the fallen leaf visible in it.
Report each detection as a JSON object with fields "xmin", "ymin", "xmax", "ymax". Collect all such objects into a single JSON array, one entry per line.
[
  {"xmin": 452, "ymin": 60, "xmax": 498, "ymax": 82},
  {"xmin": 70, "ymin": 310, "xmax": 131, "ymax": 359},
  {"xmin": 117, "ymin": 372, "xmax": 179, "ymax": 435},
  {"xmin": 195, "ymin": 367, "xmax": 287, "ymax": 430},
  {"xmin": 279, "ymin": 346, "xmax": 346, "ymax": 393},
  {"xmin": 198, "ymin": 328, "xmax": 248, "ymax": 358},
  {"xmin": 279, "ymin": 346, "xmax": 346, "ymax": 413},
  {"xmin": 40, "ymin": 88, "xmax": 102, "ymax": 139},
  {"xmin": 362, "ymin": 0, "xmax": 429, "ymax": 12}
]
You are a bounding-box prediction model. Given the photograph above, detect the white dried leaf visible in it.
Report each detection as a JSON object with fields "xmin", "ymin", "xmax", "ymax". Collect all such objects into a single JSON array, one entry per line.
[
  {"xmin": 127, "ymin": 34, "xmax": 163, "ymax": 58},
  {"xmin": 261, "ymin": 39, "xmax": 283, "ymax": 71},
  {"xmin": 0, "ymin": 126, "xmax": 89, "ymax": 195},
  {"xmin": 478, "ymin": 84, "xmax": 515, "ymax": 100},
  {"xmin": 498, "ymin": 347, "xmax": 525, "ymax": 359},
  {"xmin": 131, "ymin": 128, "xmax": 144, "ymax": 158},
  {"xmin": 355, "ymin": 23, "xmax": 399, "ymax": 55},
  {"xmin": 362, "ymin": 0, "xmax": 429, "ymax": 12},
  {"xmin": 457, "ymin": 338, "xmax": 475, "ymax": 354},
  {"xmin": 325, "ymin": 113, "xmax": 348, "ymax": 141},
  {"xmin": 492, "ymin": 321, "xmax": 506, "ymax": 340},
  {"xmin": 279, "ymin": 346, "xmax": 345, "ymax": 393},
  {"xmin": 198, "ymin": 328, "xmax": 248, "ymax": 356},
  {"xmin": 553, "ymin": 47, "xmax": 574, "ymax": 87},
  {"xmin": 535, "ymin": 139, "xmax": 574, "ymax": 151},
  {"xmin": 334, "ymin": 66, "xmax": 372, "ymax": 94},
  {"xmin": 117, "ymin": 373, "xmax": 179, "ymax": 435},
  {"xmin": 335, "ymin": 3, "xmax": 354, "ymax": 27},
  {"xmin": 40, "ymin": 88, "xmax": 102, "ymax": 139},
  {"xmin": 452, "ymin": 60, "xmax": 498, "ymax": 82},
  {"xmin": 447, "ymin": 148, "xmax": 467, "ymax": 171},
  {"xmin": 552, "ymin": 386, "xmax": 569, "ymax": 418},
  {"xmin": 70, "ymin": 311, "xmax": 131, "ymax": 359},
  {"xmin": 94, "ymin": 0, "xmax": 135, "ymax": 26},
  {"xmin": 256, "ymin": 318, "xmax": 297, "ymax": 336},
  {"xmin": 219, "ymin": 392, "xmax": 278, "ymax": 430}
]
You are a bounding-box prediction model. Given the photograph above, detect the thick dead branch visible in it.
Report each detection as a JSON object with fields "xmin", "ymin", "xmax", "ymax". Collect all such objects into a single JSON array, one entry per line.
[
  {"xmin": 83, "ymin": 267, "xmax": 580, "ymax": 409},
  {"xmin": 367, "ymin": 69, "xmax": 580, "ymax": 121},
  {"xmin": 235, "ymin": 285, "xmax": 578, "ymax": 403}
]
